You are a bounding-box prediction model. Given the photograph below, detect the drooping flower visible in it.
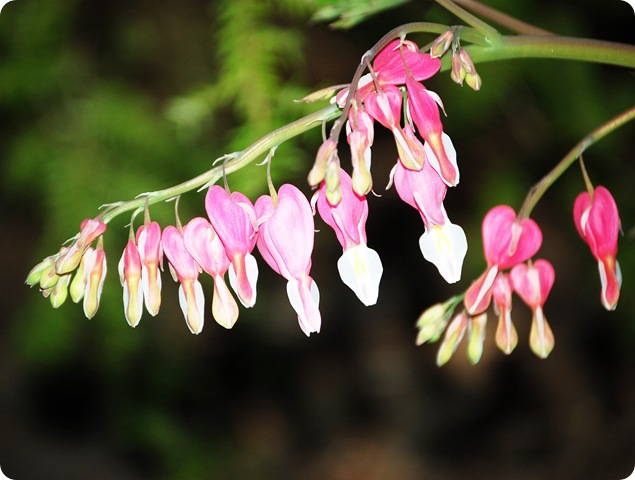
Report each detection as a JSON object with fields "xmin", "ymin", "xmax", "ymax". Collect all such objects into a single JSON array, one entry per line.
[
  {"xmin": 464, "ymin": 205, "xmax": 542, "ymax": 315},
  {"xmin": 510, "ymin": 259, "xmax": 555, "ymax": 359},
  {"xmin": 183, "ymin": 217, "xmax": 239, "ymax": 329},
  {"xmin": 82, "ymin": 244, "xmax": 107, "ymax": 319},
  {"xmin": 205, "ymin": 186, "xmax": 259, "ymax": 308},
  {"xmin": 405, "ymin": 76, "xmax": 458, "ymax": 186},
  {"xmin": 55, "ymin": 218, "xmax": 107, "ymax": 275},
  {"xmin": 392, "ymin": 157, "xmax": 467, "ymax": 284},
  {"xmin": 118, "ymin": 239, "xmax": 144, "ymax": 328},
  {"xmin": 136, "ymin": 221, "xmax": 163, "ymax": 316},
  {"xmin": 365, "ymin": 84, "xmax": 425, "ymax": 171},
  {"xmin": 162, "ymin": 226, "xmax": 205, "ymax": 334},
  {"xmin": 255, "ymin": 184, "xmax": 321, "ymax": 336},
  {"xmin": 346, "ymin": 106, "xmax": 375, "ymax": 196},
  {"xmin": 573, "ymin": 186, "xmax": 621, "ymax": 310},
  {"xmin": 492, "ymin": 273, "xmax": 517, "ymax": 355},
  {"xmin": 316, "ymin": 168, "xmax": 383, "ymax": 306}
]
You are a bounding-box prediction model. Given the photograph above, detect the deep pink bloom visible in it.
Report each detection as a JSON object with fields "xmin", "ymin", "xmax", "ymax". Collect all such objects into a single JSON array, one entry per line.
[
  {"xmin": 317, "ymin": 168, "xmax": 383, "ymax": 306},
  {"xmin": 162, "ymin": 226, "xmax": 205, "ymax": 334},
  {"xmin": 136, "ymin": 221, "xmax": 163, "ymax": 316},
  {"xmin": 118, "ymin": 239, "xmax": 143, "ymax": 327},
  {"xmin": 55, "ymin": 218, "xmax": 107, "ymax": 275},
  {"xmin": 573, "ymin": 186, "xmax": 621, "ymax": 310},
  {"xmin": 365, "ymin": 86, "xmax": 425, "ymax": 171},
  {"xmin": 392, "ymin": 158, "xmax": 467, "ymax": 284},
  {"xmin": 510, "ymin": 259, "xmax": 555, "ymax": 358},
  {"xmin": 405, "ymin": 76, "xmax": 458, "ymax": 186},
  {"xmin": 255, "ymin": 184, "xmax": 321, "ymax": 336},
  {"xmin": 183, "ymin": 217, "xmax": 239, "ymax": 329},
  {"xmin": 464, "ymin": 205, "xmax": 542, "ymax": 315},
  {"xmin": 205, "ymin": 186, "xmax": 259, "ymax": 308}
]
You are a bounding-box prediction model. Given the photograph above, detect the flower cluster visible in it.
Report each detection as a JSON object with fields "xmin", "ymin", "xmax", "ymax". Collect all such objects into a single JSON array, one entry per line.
[
  {"xmin": 309, "ymin": 38, "xmax": 468, "ymax": 288},
  {"xmin": 24, "ymin": 32, "xmax": 624, "ymax": 361}
]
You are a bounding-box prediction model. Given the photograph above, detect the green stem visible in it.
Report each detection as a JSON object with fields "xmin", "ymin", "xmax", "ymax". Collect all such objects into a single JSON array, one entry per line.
[
  {"xmin": 518, "ymin": 105, "xmax": 635, "ymax": 220},
  {"xmin": 457, "ymin": 35, "xmax": 635, "ymax": 69},
  {"xmin": 100, "ymin": 104, "xmax": 340, "ymax": 224}
]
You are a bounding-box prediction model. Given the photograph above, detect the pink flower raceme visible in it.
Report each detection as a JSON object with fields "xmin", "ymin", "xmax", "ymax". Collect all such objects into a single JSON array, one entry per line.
[
  {"xmin": 183, "ymin": 217, "xmax": 239, "ymax": 329},
  {"xmin": 464, "ymin": 205, "xmax": 542, "ymax": 315},
  {"xmin": 392, "ymin": 157, "xmax": 467, "ymax": 284},
  {"xmin": 118, "ymin": 239, "xmax": 143, "ymax": 327},
  {"xmin": 136, "ymin": 221, "xmax": 163, "ymax": 316},
  {"xmin": 510, "ymin": 259, "xmax": 556, "ymax": 358},
  {"xmin": 206, "ymin": 186, "xmax": 259, "ymax": 308},
  {"xmin": 255, "ymin": 184, "xmax": 321, "ymax": 336},
  {"xmin": 316, "ymin": 168, "xmax": 383, "ymax": 306},
  {"xmin": 573, "ymin": 186, "xmax": 621, "ymax": 310},
  {"xmin": 162, "ymin": 226, "xmax": 205, "ymax": 334}
]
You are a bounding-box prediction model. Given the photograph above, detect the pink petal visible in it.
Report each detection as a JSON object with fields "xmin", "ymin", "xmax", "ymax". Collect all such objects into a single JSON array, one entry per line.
[
  {"xmin": 183, "ymin": 217, "xmax": 231, "ymax": 277},
  {"xmin": 373, "ymin": 39, "xmax": 441, "ymax": 85},
  {"xmin": 481, "ymin": 205, "xmax": 542, "ymax": 269},
  {"xmin": 510, "ymin": 259, "xmax": 555, "ymax": 309}
]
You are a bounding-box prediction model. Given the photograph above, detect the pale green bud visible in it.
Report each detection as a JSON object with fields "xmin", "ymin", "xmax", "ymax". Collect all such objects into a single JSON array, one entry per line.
[
  {"xmin": 50, "ymin": 273, "xmax": 72, "ymax": 309},
  {"xmin": 466, "ymin": 313, "xmax": 487, "ymax": 365},
  {"xmin": 436, "ymin": 311, "xmax": 468, "ymax": 367},
  {"xmin": 25, "ymin": 255, "xmax": 56, "ymax": 286}
]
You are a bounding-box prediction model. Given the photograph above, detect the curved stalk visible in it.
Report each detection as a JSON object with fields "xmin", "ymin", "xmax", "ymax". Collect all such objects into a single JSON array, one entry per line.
[{"xmin": 518, "ymin": 105, "xmax": 635, "ymax": 220}]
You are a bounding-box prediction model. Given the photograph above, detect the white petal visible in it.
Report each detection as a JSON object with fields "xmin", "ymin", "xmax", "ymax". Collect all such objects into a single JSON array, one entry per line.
[
  {"xmin": 337, "ymin": 244, "xmax": 383, "ymax": 306},
  {"xmin": 212, "ymin": 275, "xmax": 239, "ymax": 329},
  {"xmin": 419, "ymin": 222, "xmax": 467, "ymax": 284},
  {"xmin": 286, "ymin": 277, "xmax": 321, "ymax": 336}
]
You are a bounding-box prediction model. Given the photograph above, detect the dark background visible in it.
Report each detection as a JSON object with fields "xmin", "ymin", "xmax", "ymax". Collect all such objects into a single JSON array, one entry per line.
[{"xmin": 1, "ymin": 0, "xmax": 634, "ymax": 479}]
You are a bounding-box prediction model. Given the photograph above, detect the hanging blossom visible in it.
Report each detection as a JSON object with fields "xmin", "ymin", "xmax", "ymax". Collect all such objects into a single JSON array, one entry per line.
[
  {"xmin": 118, "ymin": 238, "xmax": 144, "ymax": 328},
  {"xmin": 162, "ymin": 225, "xmax": 205, "ymax": 335},
  {"xmin": 183, "ymin": 217, "xmax": 239, "ymax": 329},
  {"xmin": 136, "ymin": 221, "xmax": 163, "ymax": 316},
  {"xmin": 205, "ymin": 185, "xmax": 259, "ymax": 308},
  {"xmin": 510, "ymin": 259, "xmax": 556, "ymax": 359},
  {"xmin": 391, "ymin": 151, "xmax": 466, "ymax": 284},
  {"xmin": 573, "ymin": 185, "xmax": 621, "ymax": 310},
  {"xmin": 316, "ymin": 168, "xmax": 383, "ymax": 306},
  {"xmin": 255, "ymin": 184, "xmax": 321, "ymax": 336}
]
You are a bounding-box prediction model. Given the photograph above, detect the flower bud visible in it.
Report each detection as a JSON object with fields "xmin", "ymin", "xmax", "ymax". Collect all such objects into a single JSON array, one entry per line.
[
  {"xmin": 466, "ymin": 313, "xmax": 487, "ymax": 364},
  {"xmin": 324, "ymin": 155, "xmax": 342, "ymax": 206},
  {"xmin": 436, "ymin": 311, "xmax": 469, "ymax": 366},
  {"xmin": 50, "ymin": 273, "xmax": 72, "ymax": 309},
  {"xmin": 308, "ymin": 138, "xmax": 338, "ymax": 188},
  {"xmin": 82, "ymin": 246, "xmax": 107, "ymax": 319},
  {"xmin": 429, "ymin": 30, "xmax": 454, "ymax": 58},
  {"xmin": 26, "ymin": 255, "xmax": 56, "ymax": 287},
  {"xmin": 55, "ymin": 218, "xmax": 106, "ymax": 275}
]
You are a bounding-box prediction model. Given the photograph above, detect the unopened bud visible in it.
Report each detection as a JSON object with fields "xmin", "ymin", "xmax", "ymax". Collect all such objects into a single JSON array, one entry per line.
[
  {"xmin": 465, "ymin": 72, "xmax": 482, "ymax": 91},
  {"xmin": 351, "ymin": 160, "xmax": 372, "ymax": 197},
  {"xmin": 324, "ymin": 156, "xmax": 342, "ymax": 206},
  {"xmin": 450, "ymin": 53, "xmax": 465, "ymax": 85},
  {"xmin": 308, "ymin": 138, "xmax": 338, "ymax": 188},
  {"xmin": 83, "ymin": 247, "xmax": 107, "ymax": 319},
  {"xmin": 55, "ymin": 218, "xmax": 107, "ymax": 275},
  {"xmin": 430, "ymin": 30, "xmax": 454, "ymax": 58},
  {"xmin": 26, "ymin": 255, "xmax": 56, "ymax": 286},
  {"xmin": 466, "ymin": 313, "xmax": 487, "ymax": 364},
  {"xmin": 436, "ymin": 311, "xmax": 468, "ymax": 366},
  {"xmin": 50, "ymin": 273, "xmax": 72, "ymax": 308},
  {"xmin": 69, "ymin": 247, "xmax": 92, "ymax": 303},
  {"xmin": 39, "ymin": 263, "xmax": 60, "ymax": 290},
  {"xmin": 415, "ymin": 298, "xmax": 457, "ymax": 345}
]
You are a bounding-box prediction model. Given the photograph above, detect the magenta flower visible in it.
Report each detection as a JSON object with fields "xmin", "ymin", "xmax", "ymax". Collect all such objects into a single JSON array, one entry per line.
[
  {"xmin": 183, "ymin": 217, "xmax": 239, "ymax": 329},
  {"xmin": 255, "ymin": 184, "xmax": 321, "ymax": 336},
  {"xmin": 392, "ymin": 157, "xmax": 467, "ymax": 284},
  {"xmin": 365, "ymin": 85, "xmax": 425, "ymax": 171},
  {"xmin": 162, "ymin": 226, "xmax": 205, "ymax": 334},
  {"xmin": 405, "ymin": 76, "xmax": 458, "ymax": 186},
  {"xmin": 55, "ymin": 218, "xmax": 107, "ymax": 275},
  {"xmin": 205, "ymin": 186, "xmax": 259, "ymax": 308},
  {"xmin": 464, "ymin": 205, "xmax": 542, "ymax": 315},
  {"xmin": 316, "ymin": 168, "xmax": 383, "ymax": 306},
  {"xmin": 118, "ymin": 239, "xmax": 143, "ymax": 327},
  {"xmin": 573, "ymin": 186, "xmax": 621, "ymax": 310},
  {"xmin": 510, "ymin": 259, "xmax": 555, "ymax": 359},
  {"xmin": 136, "ymin": 221, "xmax": 163, "ymax": 316}
]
